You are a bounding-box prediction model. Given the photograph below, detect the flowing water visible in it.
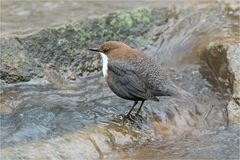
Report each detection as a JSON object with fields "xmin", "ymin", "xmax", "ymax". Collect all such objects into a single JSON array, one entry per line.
[{"xmin": 1, "ymin": 1, "xmax": 239, "ymax": 159}]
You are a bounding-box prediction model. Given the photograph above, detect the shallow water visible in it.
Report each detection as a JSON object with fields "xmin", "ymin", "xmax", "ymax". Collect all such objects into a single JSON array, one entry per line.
[
  {"xmin": 0, "ymin": 64, "xmax": 234, "ymax": 158},
  {"xmin": 111, "ymin": 123, "xmax": 239, "ymax": 160},
  {"xmin": 1, "ymin": 1, "xmax": 240, "ymax": 159}
]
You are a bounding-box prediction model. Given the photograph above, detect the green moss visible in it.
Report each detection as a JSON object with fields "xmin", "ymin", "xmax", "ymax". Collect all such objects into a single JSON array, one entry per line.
[
  {"xmin": 57, "ymin": 7, "xmax": 152, "ymax": 48},
  {"xmin": 73, "ymin": 28, "xmax": 95, "ymax": 46},
  {"xmin": 132, "ymin": 7, "xmax": 151, "ymax": 25},
  {"xmin": 110, "ymin": 12, "xmax": 133, "ymax": 28},
  {"xmin": 97, "ymin": 17, "xmax": 107, "ymax": 29},
  {"xmin": 109, "ymin": 7, "xmax": 151, "ymax": 29},
  {"xmin": 59, "ymin": 21, "xmax": 96, "ymax": 47},
  {"xmin": 71, "ymin": 21, "xmax": 82, "ymax": 31},
  {"xmin": 94, "ymin": 7, "xmax": 152, "ymax": 44},
  {"xmin": 56, "ymin": 25, "xmax": 66, "ymax": 33},
  {"xmin": 57, "ymin": 38, "xmax": 69, "ymax": 46}
]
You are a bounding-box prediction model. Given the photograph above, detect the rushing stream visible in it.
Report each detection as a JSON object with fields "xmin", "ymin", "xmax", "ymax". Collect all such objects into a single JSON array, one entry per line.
[{"xmin": 1, "ymin": 1, "xmax": 239, "ymax": 160}]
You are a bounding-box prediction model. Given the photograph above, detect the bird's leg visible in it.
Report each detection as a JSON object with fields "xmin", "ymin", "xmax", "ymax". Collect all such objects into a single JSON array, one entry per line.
[
  {"xmin": 136, "ymin": 100, "xmax": 145, "ymax": 115},
  {"xmin": 126, "ymin": 101, "xmax": 138, "ymax": 118}
]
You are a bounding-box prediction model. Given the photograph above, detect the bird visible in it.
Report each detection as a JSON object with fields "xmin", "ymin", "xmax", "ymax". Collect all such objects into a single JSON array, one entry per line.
[{"xmin": 89, "ymin": 41, "xmax": 192, "ymax": 118}]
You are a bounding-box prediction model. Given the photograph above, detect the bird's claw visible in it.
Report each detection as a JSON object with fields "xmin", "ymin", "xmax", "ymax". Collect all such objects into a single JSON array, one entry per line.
[
  {"xmin": 135, "ymin": 113, "xmax": 144, "ymax": 122},
  {"xmin": 119, "ymin": 114, "xmax": 135, "ymax": 122},
  {"xmin": 119, "ymin": 113, "xmax": 145, "ymax": 125}
]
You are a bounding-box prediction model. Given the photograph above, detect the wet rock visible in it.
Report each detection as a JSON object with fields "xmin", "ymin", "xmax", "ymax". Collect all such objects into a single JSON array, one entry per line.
[
  {"xmin": 0, "ymin": 123, "xmax": 140, "ymax": 160},
  {"xmin": 0, "ymin": 7, "xmax": 174, "ymax": 84},
  {"xmin": 0, "ymin": 37, "xmax": 43, "ymax": 83},
  {"xmin": 203, "ymin": 43, "xmax": 240, "ymax": 122},
  {"xmin": 227, "ymin": 99, "xmax": 240, "ymax": 122},
  {"xmin": 0, "ymin": 70, "xmax": 218, "ymax": 158},
  {"xmin": 0, "ymin": 99, "xmax": 204, "ymax": 160},
  {"xmin": 201, "ymin": 44, "xmax": 234, "ymax": 93},
  {"xmin": 226, "ymin": 44, "xmax": 240, "ymax": 122},
  {"xmin": 0, "ymin": 92, "xmax": 223, "ymax": 159}
]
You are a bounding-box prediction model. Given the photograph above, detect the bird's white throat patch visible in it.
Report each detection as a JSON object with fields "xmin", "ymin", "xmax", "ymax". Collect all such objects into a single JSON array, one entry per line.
[{"xmin": 100, "ymin": 52, "xmax": 108, "ymax": 77}]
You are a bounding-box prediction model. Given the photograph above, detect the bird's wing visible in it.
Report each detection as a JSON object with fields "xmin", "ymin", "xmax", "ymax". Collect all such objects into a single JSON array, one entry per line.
[{"xmin": 107, "ymin": 60, "xmax": 158, "ymax": 101}]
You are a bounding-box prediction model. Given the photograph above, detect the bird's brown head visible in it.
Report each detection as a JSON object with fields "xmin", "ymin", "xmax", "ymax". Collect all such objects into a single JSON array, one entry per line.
[{"xmin": 88, "ymin": 41, "xmax": 132, "ymax": 59}]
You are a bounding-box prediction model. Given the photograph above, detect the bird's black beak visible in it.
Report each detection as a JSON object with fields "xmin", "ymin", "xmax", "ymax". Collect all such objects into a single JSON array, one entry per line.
[{"xmin": 88, "ymin": 48, "xmax": 100, "ymax": 52}]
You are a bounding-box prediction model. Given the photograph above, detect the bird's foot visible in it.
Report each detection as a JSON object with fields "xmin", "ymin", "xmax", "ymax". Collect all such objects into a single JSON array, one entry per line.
[
  {"xmin": 134, "ymin": 113, "xmax": 144, "ymax": 122},
  {"xmin": 124, "ymin": 114, "xmax": 134, "ymax": 121},
  {"xmin": 119, "ymin": 113, "xmax": 145, "ymax": 125},
  {"xmin": 119, "ymin": 113, "xmax": 135, "ymax": 123}
]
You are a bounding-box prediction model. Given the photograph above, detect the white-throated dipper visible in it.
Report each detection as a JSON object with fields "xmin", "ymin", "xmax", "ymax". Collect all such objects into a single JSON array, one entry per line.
[{"xmin": 89, "ymin": 41, "xmax": 192, "ymax": 118}]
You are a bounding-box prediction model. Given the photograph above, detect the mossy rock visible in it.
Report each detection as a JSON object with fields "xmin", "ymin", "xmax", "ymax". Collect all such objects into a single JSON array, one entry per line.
[
  {"xmin": 0, "ymin": 7, "xmax": 172, "ymax": 83},
  {"xmin": 0, "ymin": 38, "xmax": 43, "ymax": 83}
]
